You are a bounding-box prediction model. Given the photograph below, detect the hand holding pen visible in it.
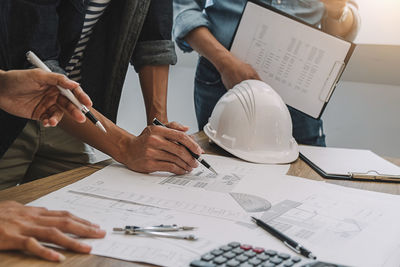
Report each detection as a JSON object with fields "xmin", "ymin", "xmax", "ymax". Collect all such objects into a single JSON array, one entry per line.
[
  {"xmin": 0, "ymin": 68, "xmax": 92, "ymax": 127},
  {"xmin": 26, "ymin": 51, "xmax": 106, "ymax": 132},
  {"xmin": 153, "ymin": 118, "xmax": 217, "ymax": 175},
  {"xmin": 120, "ymin": 120, "xmax": 205, "ymax": 175}
]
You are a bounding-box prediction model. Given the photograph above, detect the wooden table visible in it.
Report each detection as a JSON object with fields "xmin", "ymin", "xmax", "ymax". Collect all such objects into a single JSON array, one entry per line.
[{"xmin": 1, "ymin": 132, "xmax": 399, "ymax": 266}]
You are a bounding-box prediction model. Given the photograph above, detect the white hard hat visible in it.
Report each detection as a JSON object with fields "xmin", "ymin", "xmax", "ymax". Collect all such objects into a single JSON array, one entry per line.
[{"xmin": 204, "ymin": 80, "xmax": 299, "ymax": 164}]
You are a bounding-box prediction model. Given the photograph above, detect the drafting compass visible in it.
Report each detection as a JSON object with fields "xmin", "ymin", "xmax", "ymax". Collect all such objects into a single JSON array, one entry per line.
[{"xmin": 113, "ymin": 224, "xmax": 198, "ymax": 241}]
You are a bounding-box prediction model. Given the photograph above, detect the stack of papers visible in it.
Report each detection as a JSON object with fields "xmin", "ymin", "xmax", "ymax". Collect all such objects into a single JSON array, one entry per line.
[{"xmin": 29, "ymin": 154, "xmax": 400, "ymax": 267}]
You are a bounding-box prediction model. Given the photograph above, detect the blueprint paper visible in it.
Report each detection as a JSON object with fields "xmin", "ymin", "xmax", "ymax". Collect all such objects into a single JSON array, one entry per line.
[{"xmin": 28, "ymin": 154, "xmax": 400, "ymax": 267}]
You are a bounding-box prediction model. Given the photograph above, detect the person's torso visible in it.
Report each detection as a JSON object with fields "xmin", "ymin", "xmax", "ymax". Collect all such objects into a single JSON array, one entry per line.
[
  {"xmin": 0, "ymin": 0, "xmax": 86, "ymax": 70},
  {"xmin": 0, "ymin": 0, "xmax": 150, "ymax": 158},
  {"xmin": 203, "ymin": 0, "xmax": 324, "ymax": 49},
  {"xmin": 64, "ymin": 0, "xmax": 112, "ymax": 81}
]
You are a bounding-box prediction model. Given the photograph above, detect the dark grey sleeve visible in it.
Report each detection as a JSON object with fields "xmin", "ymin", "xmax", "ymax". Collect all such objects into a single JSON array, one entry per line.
[{"xmin": 130, "ymin": 0, "xmax": 177, "ymax": 72}]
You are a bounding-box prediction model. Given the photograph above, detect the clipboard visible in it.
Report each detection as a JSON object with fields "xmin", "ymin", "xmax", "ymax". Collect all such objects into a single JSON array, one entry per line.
[
  {"xmin": 230, "ymin": 0, "xmax": 356, "ymax": 119},
  {"xmin": 299, "ymin": 147, "xmax": 400, "ymax": 183}
]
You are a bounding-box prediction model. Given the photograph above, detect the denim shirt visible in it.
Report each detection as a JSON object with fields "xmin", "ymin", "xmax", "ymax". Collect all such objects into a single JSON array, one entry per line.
[
  {"xmin": 0, "ymin": 0, "xmax": 177, "ymax": 159},
  {"xmin": 173, "ymin": 0, "xmax": 360, "ymax": 53}
]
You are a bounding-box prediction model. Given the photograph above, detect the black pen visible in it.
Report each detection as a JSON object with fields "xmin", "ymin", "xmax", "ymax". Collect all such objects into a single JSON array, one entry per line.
[
  {"xmin": 251, "ymin": 217, "xmax": 317, "ymax": 259},
  {"xmin": 152, "ymin": 118, "xmax": 217, "ymax": 175}
]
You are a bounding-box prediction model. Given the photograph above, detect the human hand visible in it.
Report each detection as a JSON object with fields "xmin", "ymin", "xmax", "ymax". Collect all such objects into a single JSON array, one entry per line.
[
  {"xmin": 0, "ymin": 201, "xmax": 106, "ymax": 262},
  {"xmin": 218, "ymin": 54, "xmax": 261, "ymax": 90},
  {"xmin": 319, "ymin": 0, "xmax": 348, "ymax": 18},
  {"xmin": 0, "ymin": 69, "xmax": 92, "ymax": 127},
  {"xmin": 119, "ymin": 121, "xmax": 204, "ymax": 175}
]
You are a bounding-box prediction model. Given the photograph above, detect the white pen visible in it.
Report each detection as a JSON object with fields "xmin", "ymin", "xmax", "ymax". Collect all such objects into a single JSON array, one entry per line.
[{"xmin": 26, "ymin": 51, "xmax": 106, "ymax": 133}]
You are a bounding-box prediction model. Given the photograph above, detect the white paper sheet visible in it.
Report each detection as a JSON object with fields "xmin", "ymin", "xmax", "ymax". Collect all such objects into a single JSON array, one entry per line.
[
  {"xmin": 299, "ymin": 145, "xmax": 400, "ymax": 177},
  {"xmin": 294, "ymin": 187, "xmax": 400, "ymax": 267},
  {"xmin": 27, "ymin": 154, "xmax": 400, "ymax": 267},
  {"xmin": 67, "ymin": 155, "xmax": 290, "ymax": 222},
  {"xmin": 29, "ymin": 188, "xmax": 305, "ymax": 266},
  {"xmin": 29, "ymin": 189, "xmax": 202, "ymax": 266}
]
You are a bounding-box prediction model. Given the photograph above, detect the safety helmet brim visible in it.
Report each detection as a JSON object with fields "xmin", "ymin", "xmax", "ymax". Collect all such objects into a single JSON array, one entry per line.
[{"xmin": 204, "ymin": 123, "xmax": 299, "ymax": 164}]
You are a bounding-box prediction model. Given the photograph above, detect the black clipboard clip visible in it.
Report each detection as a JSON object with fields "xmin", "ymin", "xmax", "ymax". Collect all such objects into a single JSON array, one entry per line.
[
  {"xmin": 299, "ymin": 153, "xmax": 400, "ymax": 183},
  {"xmin": 319, "ymin": 61, "xmax": 346, "ymax": 103}
]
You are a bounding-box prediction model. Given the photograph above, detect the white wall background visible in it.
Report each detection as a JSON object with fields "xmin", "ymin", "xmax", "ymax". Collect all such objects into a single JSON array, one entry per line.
[
  {"xmin": 104, "ymin": 0, "xmax": 400, "ymax": 161},
  {"xmin": 354, "ymin": 0, "xmax": 400, "ymax": 45}
]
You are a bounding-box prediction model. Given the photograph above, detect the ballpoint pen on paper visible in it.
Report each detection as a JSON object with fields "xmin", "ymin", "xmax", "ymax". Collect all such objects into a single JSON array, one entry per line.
[
  {"xmin": 113, "ymin": 224, "xmax": 198, "ymax": 241},
  {"xmin": 152, "ymin": 118, "xmax": 218, "ymax": 175},
  {"xmin": 26, "ymin": 51, "xmax": 107, "ymax": 133},
  {"xmin": 251, "ymin": 217, "xmax": 317, "ymax": 259}
]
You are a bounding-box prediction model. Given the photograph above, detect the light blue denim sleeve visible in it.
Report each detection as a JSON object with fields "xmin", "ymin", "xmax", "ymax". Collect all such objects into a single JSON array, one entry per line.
[
  {"xmin": 345, "ymin": 0, "xmax": 361, "ymax": 42},
  {"xmin": 173, "ymin": 0, "xmax": 210, "ymax": 52}
]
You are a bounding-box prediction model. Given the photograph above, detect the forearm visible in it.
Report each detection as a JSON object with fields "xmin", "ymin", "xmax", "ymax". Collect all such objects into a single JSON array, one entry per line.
[
  {"xmin": 58, "ymin": 105, "xmax": 202, "ymax": 175},
  {"xmin": 184, "ymin": 26, "xmax": 260, "ymax": 89},
  {"xmin": 58, "ymin": 108, "xmax": 132, "ymax": 163},
  {"xmin": 139, "ymin": 65, "xmax": 169, "ymax": 125},
  {"xmin": 185, "ymin": 27, "xmax": 232, "ymax": 73}
]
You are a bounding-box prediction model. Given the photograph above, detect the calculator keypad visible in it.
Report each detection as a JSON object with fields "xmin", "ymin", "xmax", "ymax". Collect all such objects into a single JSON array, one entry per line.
[
  {"xmin": 190, "ymin": 242, "xmax": 351, "ymax": 267},
  {"xmin": 190, "ymin": 242, "xmax": 301, "ymax": 267}
]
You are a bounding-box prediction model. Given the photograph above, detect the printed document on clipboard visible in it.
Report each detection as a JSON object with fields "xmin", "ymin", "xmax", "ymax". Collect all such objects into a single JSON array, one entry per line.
[{"xmin": 230, "ymin": 0, "xmax": 356, "ymax": 119}]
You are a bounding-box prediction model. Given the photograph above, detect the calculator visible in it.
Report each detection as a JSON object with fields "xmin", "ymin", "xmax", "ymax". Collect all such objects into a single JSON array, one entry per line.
[{"xmin": 189, "ymin": 242, "xmax": 350, "ymax": 267}]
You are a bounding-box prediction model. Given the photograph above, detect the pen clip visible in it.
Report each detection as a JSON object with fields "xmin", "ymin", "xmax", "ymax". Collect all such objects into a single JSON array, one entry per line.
[
  {"xmin": 283, "ymin": 241, "xmax": 300, "ymax": 254},
  {"xmin": 349, "ymin": 170, "xmax": 400, "ymax": 181}
]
